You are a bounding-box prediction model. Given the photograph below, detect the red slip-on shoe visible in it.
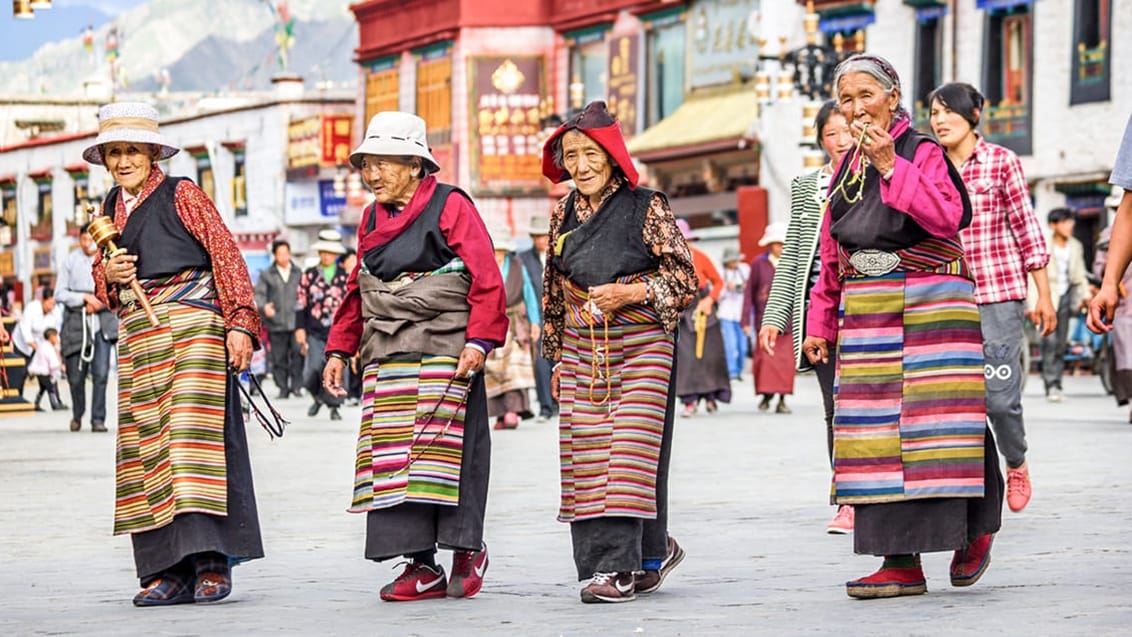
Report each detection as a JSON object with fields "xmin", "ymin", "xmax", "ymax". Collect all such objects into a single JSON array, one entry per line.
[
  {"xmin": 379, "ymin": 562, "xmax": 448, "ymax": 602},
  {"xmin": 950, "ymin": 534, "xmax": 994, "ymax": 587},
  {"xmin": 846, "ymin": 563, "xmax": 927, "ymax": 599}
]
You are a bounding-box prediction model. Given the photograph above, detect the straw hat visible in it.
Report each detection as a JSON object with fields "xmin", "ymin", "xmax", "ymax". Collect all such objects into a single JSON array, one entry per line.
[
  {"xmin": 676, "ymin": 218, "xmax": 698, "ymax": 241},
  {"xmin": 722, "ymin": 246, "xmax": 744, "ymax": 263},
  {"xmin": 528, "ymin": 214, "xmax": 550, "ymax": 236},
  {"xmin": 310, "ymin": 229, "xmax": 346, "ymax": 255},
  {"xmin": 349, "ymin": 111, "xmax": 440, "ymax": 174},
  {"xmin": 82, "ymin": 102, "xmax": 180, "ymax": 166},
  {"xmin": 758, "ymin": 222, "xmax": 788, "ymax": 247}
]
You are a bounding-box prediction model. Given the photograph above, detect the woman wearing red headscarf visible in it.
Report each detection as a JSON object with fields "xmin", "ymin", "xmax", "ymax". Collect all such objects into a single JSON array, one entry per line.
[{"xmin": 541, "ymin": 101, "xmax": 697, "ymax": 604}]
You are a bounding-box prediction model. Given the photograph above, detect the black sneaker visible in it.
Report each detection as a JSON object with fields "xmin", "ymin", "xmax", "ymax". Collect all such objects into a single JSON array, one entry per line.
[
  {"xmin": 307, "ymin": 401, "xmax": 321, "ymax": 417},
  {"xmin": 329, "ymin": 407, "xmax": 342, "ymax": 421}
]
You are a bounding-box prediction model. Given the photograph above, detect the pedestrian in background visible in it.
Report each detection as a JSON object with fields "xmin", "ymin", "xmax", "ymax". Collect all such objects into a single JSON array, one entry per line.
[
  {"xmin": 11, "ymin": 287, "xmax": 61, "ymax": 364},
  {"xmin": 28, "ymin": 326, "xmax": 65, "ymax": 411},
  {"xmin": 744, "ymin": 223, "xmax": 794, "ymax": 414},
  {"xmin": 484, "ymin": 225, "xmax": 538, "ymax": 429},
  {"xmin": 519, "ymin": 213, "xmax": 557, "ymax": 421},
  {"xmin": 295, "ymin": 229, "xmax": 349, "ymax": 421},
  {"xmin": 803, "ymin": 55, "xmax": 1002, "ymax": 599},
  {"xmin": 55, "ymin": 222, "xmax": 116, "ymax": 432},
  {"xmin": 1091, "ymin": 217, "xmax": 1132, "ymax": 421},
  {"xmin": 322, "ymin": 111, "xmax": 505, "ymax": 602},
  {"xmin": 87, "ymin": 102, "xmax": 263, "ymax": 606},
  {"xmin": 674, "ymin": 219, "xmax": 730, "ymax": 417},
  {"xmin": 717, "ymin": 246, "xmax": 749, "ymax": 381},
  {"xmin": 929, "ymin": 82, "xmax": 1054, "ymax": 513},
  {"xmin": 254, "ymin": 238, "xmax": 302, "ymax": 400},
  {"xmin": 758, "ymin": 99, "xmax": 854, "ymax": 534},
  {"xmin": 1039, "ymin": 207, "xmax": 1089, "ymax": 403},
  {"xmin": 541, "ymin": 101, "xmax": 695, "ymax": 603}
]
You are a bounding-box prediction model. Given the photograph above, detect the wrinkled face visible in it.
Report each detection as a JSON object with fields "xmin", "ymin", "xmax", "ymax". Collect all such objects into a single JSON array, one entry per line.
[
  {"xmin": 820, "ymin": 113, "xmax": 854, "ymax": 168},
  {"xmin": 360, "ymin": 155, "xmax": 420, "ymax": 207},
  {"xmin": 103, "ymin": 142, "xmax": 155, "ymax": 194},
  {"xmin": 929, "ymin": 99, "xmax": 976, "ymax": 150},
  {"xmin": 273, "ymin": 244, "xmax": 291, "ymax": 268},
  {"xmin": 561, "ymin": 130, "xmax": 613, "ymax": 199},
  {"xmin": 837, "ymin": 72, "xmax": 899, "ymax": 132}
]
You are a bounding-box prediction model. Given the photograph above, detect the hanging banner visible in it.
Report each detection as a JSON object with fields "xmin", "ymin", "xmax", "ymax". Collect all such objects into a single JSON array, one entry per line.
[
  {"xmin": 607, "ymin": 33, "xmax": 640, "ymax": 138},
  {"xmin": 468, "ymin": 56, "xmax": 545, "ymax": 195}
]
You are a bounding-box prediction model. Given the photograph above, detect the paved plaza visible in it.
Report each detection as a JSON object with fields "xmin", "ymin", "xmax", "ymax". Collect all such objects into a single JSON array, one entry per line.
[{"xmin": 1, "ymin": 370, "xmax": 1129, "ymax": 636}]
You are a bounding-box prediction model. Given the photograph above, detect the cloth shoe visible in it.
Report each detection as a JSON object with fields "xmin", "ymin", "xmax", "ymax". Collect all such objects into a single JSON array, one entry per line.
[
  {"xmin": 635, "ymin": 536, "xmax": 686, "ymax": 594},
  {"xmin": 681, "ymin": 403, "xmax": 696, "ymax": 418},
  {"xmin": 775, "ymin": 398, "xmax": 791, "ymax": 414},
  {"xmin": 448, "ymin": 543, "xmax": 489, "ymax": 598},
  {"xmin": 1006, "ymin": 463, "xmax": 1032, "ymax": 512},
  {"xmin": 307, "ymin": 401, "xmax": 321, "ymax": 417},
  {"xmin": 826, "ymin": 505, "xmax": 854, "ymax": 534},
  {"xmin": 92, "ymin": 421, "xmax": 108, "ymax": 432},
  {"xmin": 69, "ymin": 419, "xmax": 81, "ymax": 432},
  {"xmin": 193, "ymin": 553, "xmax": 232, "ymax": 603},
  {"xmin": 1046, "ymin": 387, "xmax": 1064, "ymax": 402},
  {"xmin": 329, "ymin": 406, "xmax": 342, "ymax": 421},
  {"xmin": 950, "ymin": 533, "xmax": 994, "ymax": 587},
  {"xmin": 133, "ymin": 573, "xmax": 194, "ymax": 607},
  {"xmin": 845, "ymin": 560, "xmax": 926, "ymax": 599},
  {"xmin": 580, "ymin": 571, "xmax": 636, "ymax": 604},
  {"xmin": 379, "ymin": 562, "xmax": 448, "ymax": 602},
  {"xmin": 758, "ymin": 395, "xmax": 771, "ymax": 411}
]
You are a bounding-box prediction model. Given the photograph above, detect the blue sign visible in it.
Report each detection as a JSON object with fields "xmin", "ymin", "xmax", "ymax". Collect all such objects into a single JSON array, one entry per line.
[
  {"xmin": 318, "ymin": 180, "xmax": 345, "ymax": 219},
  {"xmin": 976, "ymin": 0, "xmax": 1035, "ymax": 9}
]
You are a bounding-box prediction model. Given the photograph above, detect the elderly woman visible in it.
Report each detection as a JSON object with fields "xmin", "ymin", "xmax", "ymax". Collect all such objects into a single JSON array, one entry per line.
[
  {"xmin": 483, "ymin": 226, "xmax": 539, "ymax": 429},
  {"xmin": 87, "ymin": 102, "xmax": 263, "ymax": 606},
  {"xmin": 757, "ymin": 99, "xmax": 854, "ymax": 533},
  {"xmin": 673, "ymin": 220, "xmax": 731, "ymax": 417},
  {"xmin": 743, "ymin": 223, "xmax": 794, "ymax": 414},
  {"xmin": 322, "ymin": 111, "xmax": 507, "ymax": 602},
  {"xmin": 541, "ymin": 101, "xmax": 697, "ymax": 604},
  {"xmin": 801, "ymin": 56, "xmax": 1003, "ymax": 599}
]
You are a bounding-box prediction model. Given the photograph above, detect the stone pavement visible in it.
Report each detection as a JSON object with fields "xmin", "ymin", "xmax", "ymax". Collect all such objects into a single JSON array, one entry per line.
[{"xmin": 1, "ymin": 370, "xmax": 1129, "ymax": 636}]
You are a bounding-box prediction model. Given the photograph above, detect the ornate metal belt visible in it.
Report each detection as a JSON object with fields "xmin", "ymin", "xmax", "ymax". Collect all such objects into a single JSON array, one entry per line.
[{"xmin": 848, "ymin": 249, "xmax": 901, "ymax": 277}]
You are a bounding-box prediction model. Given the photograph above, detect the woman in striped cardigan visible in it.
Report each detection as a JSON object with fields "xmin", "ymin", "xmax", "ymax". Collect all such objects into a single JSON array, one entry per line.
[{"xmin": 755, "ymin": 100, "xmax": 854, "ymax": 533}]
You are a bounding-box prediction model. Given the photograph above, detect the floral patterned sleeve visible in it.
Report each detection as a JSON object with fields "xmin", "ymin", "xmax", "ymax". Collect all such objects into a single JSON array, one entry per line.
[
  {"xmin": 541, "ymin": 196, "xmax": 569, "ymax": 363},
  {"xmin": 174, "ymin": 180, "xmax": 261, "ymax": 345},
  {"xmin": 642, "ymin": 193, "xmax": 697, "ymax": 332}
]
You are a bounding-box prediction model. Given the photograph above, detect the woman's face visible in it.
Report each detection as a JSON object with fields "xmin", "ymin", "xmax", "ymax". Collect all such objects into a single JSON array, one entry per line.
[
  {"xmin": 360, "ymin": 155, "xmax": 420, "ymax": 207},
  {"xmin": 820, "ymin": 113, "xmax": 854, "ymax": 167},
  {"xmin": 103, "ymin": 142, "xmax": 154, "ymax": 195},
  {"xmin": 929, "ymin": 99, "xmax": 976, "ymax": 150},
  {"xmin": 561, "ymin": 130, "xmax": 613, "ymax": 200},
  {"xmin": 837, "ymin": 71, "xmax": 900, "ymax": 132}
]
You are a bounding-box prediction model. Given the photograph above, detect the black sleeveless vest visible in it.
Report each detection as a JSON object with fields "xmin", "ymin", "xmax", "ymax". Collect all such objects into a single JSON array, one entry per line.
[
  {"xmin": 828, "ymin": 129, "xmax": 972, "ymax": 252},
  {"xmin": 107, "ymin": 178, "xmax": 212, "ymax": 279},
  {"xmin": 362, "ymin": 184, "xmax": 471, "ymax": 280},
  {"xmin": 552, "ymin": 185, "xmax": 661, "ymax": 288}
]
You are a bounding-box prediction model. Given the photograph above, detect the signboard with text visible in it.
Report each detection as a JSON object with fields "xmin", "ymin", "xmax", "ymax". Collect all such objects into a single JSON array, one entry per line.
[
  {"xmin": 468, "ymin": 56, "xmax": 546, "ymax": 195},
  {"xmin": 288, "ymin": 114, "xmax": 355, "ymax": 169},
  {"xmin": 606, "ymin": 33, "xmax": 640, "ymax": 138},
  {"xmin": 688, "ymin": 0, "xmax": 761, "ymax": 90}
]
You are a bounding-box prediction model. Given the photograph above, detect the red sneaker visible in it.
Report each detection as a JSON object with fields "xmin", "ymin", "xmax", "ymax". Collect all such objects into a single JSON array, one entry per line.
[
  {"xmin": 845, "ymin": 562, "xmax": 927, "ymax": 599},
  {"xmin": 950, "ymin": 534, "xmax": 994, "ymax": 587},
  {"xmin": 1006, "ymin": 463, "xmax": 1032, "ymax": 512},
  {"xmin": 379, "ymin": 562, "xmax": 447, "ymax": 602},
  {"xmin": 448, "ymin": 543, "xmax": 489, "ymax": 598},
  {"xmin": 826, "ymin": 505, "xmax": 854, "ymax": 535}
]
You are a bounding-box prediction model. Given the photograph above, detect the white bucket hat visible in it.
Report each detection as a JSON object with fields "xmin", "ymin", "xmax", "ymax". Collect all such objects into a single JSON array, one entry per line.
[
  {"xmin": 349, "ymin": 111, "xmax": 440, "ymax": 174},
  {"xmin": 310, "ymin": 229, "xmax": 347, "ymax": 255},
  {"xmin": 82, "ymin": 102, "xmax": 180, "ymax": 166},
  {"xmin": 758, "ymin": 222, "xmax": 788, "ymax": 247},
  {"xmin": 528, "ymin": 214, "xmax": 550, "ymax": 236},
  {"xmin": 488, "ymin": 225, "xmax": 515, "ymax": 252}
]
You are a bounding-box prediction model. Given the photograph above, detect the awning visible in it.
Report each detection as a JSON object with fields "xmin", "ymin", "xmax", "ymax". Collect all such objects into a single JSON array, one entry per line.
[{"xmin": 627, "ymin": 89, "xmax": 758, "ymax": 163}]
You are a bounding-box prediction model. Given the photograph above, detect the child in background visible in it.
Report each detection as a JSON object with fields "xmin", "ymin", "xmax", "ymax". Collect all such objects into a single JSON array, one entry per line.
[{"xmin": 28, "ymin": 327, "xmax": 66, "ymax": 412}]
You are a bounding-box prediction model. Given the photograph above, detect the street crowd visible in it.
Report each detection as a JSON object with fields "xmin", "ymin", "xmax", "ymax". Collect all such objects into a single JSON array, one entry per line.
[{"xmin": 2, "ymin": 52, "xmax": 1132, "ymax": 610}]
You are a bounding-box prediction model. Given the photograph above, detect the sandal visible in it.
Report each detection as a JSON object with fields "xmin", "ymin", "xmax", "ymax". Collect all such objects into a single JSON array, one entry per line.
[{"xmin": 133, "ymin": 575, "xmax": 194, "ymax": 607}]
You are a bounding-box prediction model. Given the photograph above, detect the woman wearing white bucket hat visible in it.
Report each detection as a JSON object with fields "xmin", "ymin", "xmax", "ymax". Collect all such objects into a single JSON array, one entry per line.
[
  {"xmin": 743, "ymin": 223, "xmax": 795, "ymax": 414},
  {"xmin": 86, "ymin": 102, "xmax": 266, "ymax": 606},
  {"xmin": 322, "ymin": 111, "xmax": 507, "ymax": 601},
  {"xmin": 482, "ymin": 224, "xmax": 538, "ymax": 430}
]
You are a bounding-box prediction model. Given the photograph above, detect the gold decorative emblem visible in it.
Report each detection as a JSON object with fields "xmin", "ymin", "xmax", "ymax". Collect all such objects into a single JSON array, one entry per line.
[{"xmin": 491, "ymin": 59, "xmax": 525, "ymax": 95}]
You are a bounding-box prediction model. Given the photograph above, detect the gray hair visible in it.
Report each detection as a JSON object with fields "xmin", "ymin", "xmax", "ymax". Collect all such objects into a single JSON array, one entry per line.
[
  {"xmin": 548, "ymin": 131, "xmax": 620, "ymax": 175},
  {"xmin": 831, "ymin": 54, "xmax": 907, "ymax": 117}
]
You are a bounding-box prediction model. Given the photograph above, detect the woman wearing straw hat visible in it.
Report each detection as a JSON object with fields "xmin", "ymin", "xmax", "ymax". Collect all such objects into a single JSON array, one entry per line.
[
  {"xmin": 87, "ymin": 102, "xmax": 264, "ymax": 606},
  {"xmin": 743, "ymin": 222, "xmax": 794, "ymax": 414},
  {"xmin": 717, "ymin": 246, "xmax": 750, "ymax": 382},
  {"xmin": 322, "ymin": 111, "xmax": 507, "ymax": 602},
  {"xmin": 483, "ymin": 225, "xmax": 538, "ymax": 429},
  {"xmin": 294, "ymin": 228, "xmax": 350, "ymax": 421}
]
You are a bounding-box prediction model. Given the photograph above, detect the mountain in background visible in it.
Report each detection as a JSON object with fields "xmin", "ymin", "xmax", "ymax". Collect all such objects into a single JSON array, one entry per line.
[
  {"xmin": 0, "ymin": 0, "xmax": 358, "ymax": 95},
  {"xmin": 0, "ymin": 3, "xmax": 113, "ymax": 63}
]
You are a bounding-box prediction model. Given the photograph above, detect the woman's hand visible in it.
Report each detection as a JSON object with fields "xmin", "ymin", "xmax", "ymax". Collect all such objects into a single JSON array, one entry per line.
[
  {"xmin": 323, "ymin": 356, "xmax": 347, "ymax": 398},
  {"xmin": 1087, "ymin": 284, "xmax": 1119, "ymax": 334},
  {"xmin": 104, "ymin": 248, "xmax": 138, "ymax": 285},
  {"xmin": 695, "ymin": 296, "xmax": 714, "ymax": 316},
  {"xmin": 853, "ymin": 120, "xmax": 896, "ymax": 177},
  {"xmin": 588, "ymin": 282, "xmax": 644, "ymax": 314},
  {"xmin": 226, "ymin": 330, "xmax": 254, "ymax": 372},
  {"xmin": 802, "ymin": 335, "xmax": 829, "ymax": 365},
  {"xmin": 758, "ymin": 326, "xmax": 782, "ymax": 355},
  {"xmin": 455, "ymin": 346, "xmax": 485, "ymax": 379}
]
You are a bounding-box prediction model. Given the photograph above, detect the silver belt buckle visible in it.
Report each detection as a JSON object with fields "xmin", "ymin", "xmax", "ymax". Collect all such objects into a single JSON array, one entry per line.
[
  {"xmin": 848, "ymin": 249, "xmax": 900, "ymax": 276},
  {"xmin": 118, "ymin": 287, "xmax": 137, "ymax": 308}
]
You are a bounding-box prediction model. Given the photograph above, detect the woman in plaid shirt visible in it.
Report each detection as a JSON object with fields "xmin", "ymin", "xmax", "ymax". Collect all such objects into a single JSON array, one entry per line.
[{"xmin": 929, "ymin": 82, "xmax": 1057, "ymax": 514}]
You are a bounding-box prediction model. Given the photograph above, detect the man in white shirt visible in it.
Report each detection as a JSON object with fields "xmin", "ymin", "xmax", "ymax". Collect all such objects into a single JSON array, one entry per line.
[
  {"xmin": 718, "ymin": 247, "xmax": 750, "ymax": 380},
  {"xmin": 1039, "ymin": 207, "xmax": 1089, "ymax": 402}
]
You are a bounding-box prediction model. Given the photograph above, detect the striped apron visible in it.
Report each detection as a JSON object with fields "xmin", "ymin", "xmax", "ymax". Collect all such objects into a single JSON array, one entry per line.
[
  {"xmin": 558, "ymin": 278, "xmax": 672, "ymax": 522},
  {"xmin": 113, "ymin": 269, "xmax": 229, "ymax": 535},
  {"xmin": 832, "ymin": 238, "xmax": 987, "ymax": 505}
]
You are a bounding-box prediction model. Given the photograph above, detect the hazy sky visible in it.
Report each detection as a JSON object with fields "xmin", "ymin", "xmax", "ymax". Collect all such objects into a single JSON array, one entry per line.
[{"xmin": 56, "ymin": 0, "xmax": 150, "ymax": 14}]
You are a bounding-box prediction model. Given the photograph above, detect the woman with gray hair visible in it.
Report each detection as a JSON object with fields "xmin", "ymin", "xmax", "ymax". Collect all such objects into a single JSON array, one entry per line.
[{"xmin": 801, "ymin": 55, "xmax": 1003, "ymax": 599}]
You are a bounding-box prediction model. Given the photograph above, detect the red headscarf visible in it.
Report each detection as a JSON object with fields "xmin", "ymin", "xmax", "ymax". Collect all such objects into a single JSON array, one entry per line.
[{"xmin": 540, "ymin": 100, "xmax": 639, "ymax": 188}]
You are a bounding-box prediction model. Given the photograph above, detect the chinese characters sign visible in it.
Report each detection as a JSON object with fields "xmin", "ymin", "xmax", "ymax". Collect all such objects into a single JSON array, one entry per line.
[
  {"xmin": 288, "ymin": 114, "xmax": 355, "ymax": 169},
  {"xmin": 688, "ymin": 0, "xmax": 761, "ymax": 90},
  {"xmin": 607, "ymin": 34, "xmax": 640, "ymax": 138},
  {"xmin": 469, "ymin": 56, "xmax": 545, "ymax": 195}
]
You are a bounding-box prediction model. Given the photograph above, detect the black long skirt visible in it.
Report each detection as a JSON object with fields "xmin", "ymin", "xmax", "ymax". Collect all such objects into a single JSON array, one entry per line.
[
  {"xmin": 130, "ymin": 378, "xmax": 264, "ymax": 581},
  {"xmin": 674, "ymin": 315, "xmax": 732, "ymax": 404},
  {"xmin": 854, "ymin": 427, "xmax": 1004, "ymax": 556}
]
